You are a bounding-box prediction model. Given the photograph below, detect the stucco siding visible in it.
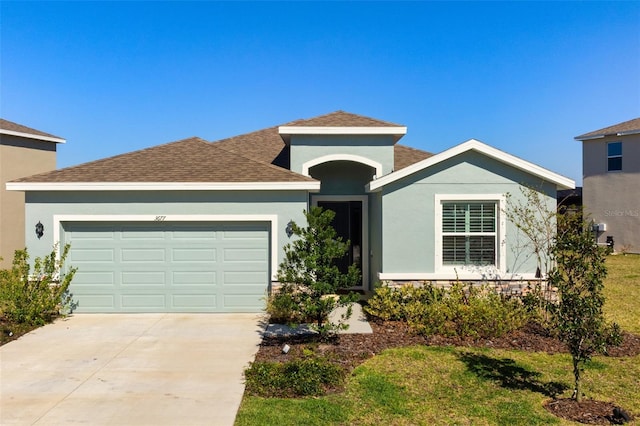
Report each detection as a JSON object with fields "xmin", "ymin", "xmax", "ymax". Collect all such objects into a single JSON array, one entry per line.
[
  {"xmin": 583, "ymin": 134, "xmax": 640, "ymax": 177},
  {"xmin": 0, "ymin": 135, "xmax": 57, "ymax": 268},
  {"xmin": 289, "ymin": 135, "xmax": 395, "ymax": 176},
  {"xmin": 582, "ymin": 134, "xmax": 640, "ymax": 253},
  {"xmin": 23, "ymin": 190, "xmax": 309, "ymax": 272},
  {"xmin": 584, "ymin": 173, "xmax": 640, "ymax": 252},
  {"xmin": 380, "ymin": 151, "xmax": 556, "ymax": 279}
]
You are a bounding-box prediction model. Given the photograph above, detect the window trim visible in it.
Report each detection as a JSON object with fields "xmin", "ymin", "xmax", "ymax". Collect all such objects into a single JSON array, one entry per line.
[
  {"xmin": 607, "ymin": 141, "xmax": 622, "ymax": 172},
  {"xmin": 435, "ymin": 194, "xmax": 506, "ymax": 276}
]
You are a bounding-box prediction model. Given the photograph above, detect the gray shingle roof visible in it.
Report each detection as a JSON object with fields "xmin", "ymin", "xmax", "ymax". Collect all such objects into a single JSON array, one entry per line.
[
  {"xmin": 13, "ymin": 112, "xmax": 432, "ymax": 184},
  {"xmin": 0, "ymin": 118, "xmax": 64, "ymax": 140},
  {"xmin": 14, "ymin": 137, "xmax": 316, "ymax": 183},
  {"xmin": 575, "ymin": 117, "xmax": 640, "ymax": 140},
  {"xmin": 282, "ymin": 110, "xmax": 404, "ymax": 127}
]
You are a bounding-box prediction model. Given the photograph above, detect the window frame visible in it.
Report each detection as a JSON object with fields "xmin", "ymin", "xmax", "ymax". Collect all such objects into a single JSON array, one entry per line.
[
  {"xmin": 434, "ymin": 194, "xmax": 506, "ymax": 275},
  {"xmin": 607, "ymin": 141, "xmax": 622, "ymax": 172}
]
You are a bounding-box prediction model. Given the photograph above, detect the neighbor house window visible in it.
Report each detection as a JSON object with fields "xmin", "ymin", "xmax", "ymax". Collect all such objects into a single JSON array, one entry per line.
[
  {"xmin": 607, "ymin": 142, "xmax": 622, "ymax": 172},
  {"xmin": 441, "ymin": 202, "xmax": 496, "ymax": 266}
]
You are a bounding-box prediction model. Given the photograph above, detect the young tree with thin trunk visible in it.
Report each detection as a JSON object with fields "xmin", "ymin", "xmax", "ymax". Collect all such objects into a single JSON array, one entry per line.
[
  {"xmin": 276, "ymin": 207, "xmax": 359, "ymax": 337},
  {"xmin": 549, "ymin": 213, "xmax": 621, "ymax": 402}
]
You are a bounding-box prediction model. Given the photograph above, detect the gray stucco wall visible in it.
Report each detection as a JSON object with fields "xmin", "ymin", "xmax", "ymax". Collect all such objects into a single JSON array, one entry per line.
[
  {"xmin": 378, "ymin": 151, "xmax": 558, "ymax": 279},
  {"xmin": 23, "ymin": 190, "xmax": 310, "ymax": 272},
  {"xmin": 582, "ymin": 134, "xmax": 640, "ymax": 253},
  {"xmin": 289, "ymin": 135, "xmax": 395, "ymax": 176}
]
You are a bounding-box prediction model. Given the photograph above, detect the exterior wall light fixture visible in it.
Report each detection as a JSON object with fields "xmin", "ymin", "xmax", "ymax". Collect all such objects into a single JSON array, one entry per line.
[
  {"xmin": 35, "ymin": 221, "xmax": 44, "ymax": 239},
  {"xmin": 286, "ymin": 220, "xmax": 294, "ymax": 237}
]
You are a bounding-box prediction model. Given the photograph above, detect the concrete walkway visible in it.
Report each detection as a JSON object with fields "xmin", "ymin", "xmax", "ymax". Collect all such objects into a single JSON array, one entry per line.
[
  {"xmin": 263, "ymin": 302, "xmax": 373, "ymax": 337},
  {"xmin": 0, "ymin": 314, "xmax": 265, "ymax": 426}
]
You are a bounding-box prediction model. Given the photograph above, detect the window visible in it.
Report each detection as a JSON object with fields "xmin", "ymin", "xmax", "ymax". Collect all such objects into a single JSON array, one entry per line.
[
  {"xmin": 441, "ymin": 202, "xmax": 496, "ymax": 266},
  {"xmin": 607, "ymin": 142, "xmax": 622, "ymax": 172}
]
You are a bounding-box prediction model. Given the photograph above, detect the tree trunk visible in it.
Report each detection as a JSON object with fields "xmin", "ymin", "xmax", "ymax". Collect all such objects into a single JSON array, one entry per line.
[{"xmin": 573, "ymin": 356, "xmax": 582, "ymax": 402}]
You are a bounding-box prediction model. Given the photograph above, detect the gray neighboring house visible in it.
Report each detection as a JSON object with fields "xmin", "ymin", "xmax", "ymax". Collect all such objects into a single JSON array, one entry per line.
[
  {"xmin": 575, "ymin": 117, "xmax": 640, "ymax": 253},
  {"xmin": 8, "ymin": 111, "xmax": 574, "ymax": 313},
  {"xmin": 0, "ymin": 119, "xmax": 65, "ymax": 269}
]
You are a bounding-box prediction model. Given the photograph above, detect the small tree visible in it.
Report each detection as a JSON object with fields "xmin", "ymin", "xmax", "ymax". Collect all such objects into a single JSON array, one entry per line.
[
  {"xmin": 549, "ymin": 213, "xmax": 621, "ymax": 402},
  {"xmin": 276, "ymin": 207, "xmax": 359, "ymax": 337}
]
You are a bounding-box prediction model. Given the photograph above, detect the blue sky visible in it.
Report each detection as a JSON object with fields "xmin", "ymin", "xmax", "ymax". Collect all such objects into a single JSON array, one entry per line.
[{"xmin": 2, "ymin": 1, "xmax": 639, "ymax": 185}]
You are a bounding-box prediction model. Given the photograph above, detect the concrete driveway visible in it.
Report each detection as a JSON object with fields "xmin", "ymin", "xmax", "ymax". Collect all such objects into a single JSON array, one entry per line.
[{"xmin": 0, "ymin": 314, "xmax": 265, "ymax": 426}]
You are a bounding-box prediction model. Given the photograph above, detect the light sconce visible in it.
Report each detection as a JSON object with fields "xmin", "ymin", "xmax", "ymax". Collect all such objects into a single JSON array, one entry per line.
[
  {"xmin": 35, "ymin": 221, "xmax": 44, "ymax": 239},
  {"xmin": 285, "ymin": 220, "xmax": 294, "ymax": 238}
]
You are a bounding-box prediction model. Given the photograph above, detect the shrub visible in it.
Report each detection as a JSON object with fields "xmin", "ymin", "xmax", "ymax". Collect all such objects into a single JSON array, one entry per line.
[
  {"xmin": 244, "ymin": 357, "xmax": 346, "ymax": 398},
  {"xmin": 364, "ymin": 283, "xmax": 445, "ymax": 321},
  {"xmin": 0, "ymin": 245, "xmax": 77, "ymax": 325},
  {"xmin": 366, "ymin": 281, "xmax": 530, "ymax": 339}
]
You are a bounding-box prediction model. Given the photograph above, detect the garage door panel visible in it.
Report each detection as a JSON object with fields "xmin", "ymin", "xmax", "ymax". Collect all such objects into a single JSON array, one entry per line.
[
  {"xmin": 79, "ymin": 295, "xmax": 116, "ymax": 311},
  {"xmin": 172, "ymin": 248, "xmax": 217, "ymax": 262},
  {"xmin": 121, "ymin": 271, "xmax": 166, "ymax": 286},
  {"xmin": 65, "ymin": 221, "xmax": 269, "ymax": 313},
  {"xmin": 121, "ymin": 294, "xmax": 166, "ymax": 310},
  {"xmin": 171, "ymin": 295, "xmax": 217, "ymax": 310},
  {"xmin": 172, "ymin": 271, "xmax": 216, "ymax": 285},
  {"xmin": 73, "ymin": 271, "xmax": 115, "ymax": 285},
  {"xmin": 121, "ymin": 248, "xmax": 166, "ymax": 262},
  {"xmin": 72, "ymin": 248, "xmax": 115, "ymax": 263},
  {"xmin": 223, "ymin": 248, "xmax": 267, "ymax": 262}
]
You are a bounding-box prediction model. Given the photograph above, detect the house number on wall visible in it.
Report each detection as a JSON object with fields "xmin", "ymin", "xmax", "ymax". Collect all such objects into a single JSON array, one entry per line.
[{"xmin": 154, "ymin": 216, "xmax": 167, "ymax": 221}]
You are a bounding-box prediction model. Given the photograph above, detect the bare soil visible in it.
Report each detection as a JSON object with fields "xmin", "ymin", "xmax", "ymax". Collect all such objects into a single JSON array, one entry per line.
[{"xmin": 256, "ymin": 320, "xmax": 639, "ymax": 424}]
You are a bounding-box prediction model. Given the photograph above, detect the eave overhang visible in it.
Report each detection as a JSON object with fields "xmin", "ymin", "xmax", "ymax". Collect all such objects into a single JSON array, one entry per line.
[
  {"xmin": 278, "ymin": 126, "xmax": 407, "ymax": 144},
  {"xmin": 6, "ymin": 181, "xmax": 321, "ymax": 192},
  {"xmin": 0, "ymin": 129, "xmax": 66, "ymax": 144}
]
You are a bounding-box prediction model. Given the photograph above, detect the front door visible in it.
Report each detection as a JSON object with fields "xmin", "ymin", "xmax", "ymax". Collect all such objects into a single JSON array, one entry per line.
[{"xmin": 316, "ymin": 199, "xmax": 364, "ymax": 288}]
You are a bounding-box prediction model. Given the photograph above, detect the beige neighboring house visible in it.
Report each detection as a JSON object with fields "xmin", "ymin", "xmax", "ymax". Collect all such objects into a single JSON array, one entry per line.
[
  {"xmin": 575, "ymin": 117, "xmax": 640, "ymax": 254},
  {"xmin": 0, "ymin": 119, "xmax": 65, "ymax": 268}
]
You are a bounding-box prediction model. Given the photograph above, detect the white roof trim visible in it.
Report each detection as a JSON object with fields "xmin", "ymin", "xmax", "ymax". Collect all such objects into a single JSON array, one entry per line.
[
  {"xmin": 278, "ymin": 126, "xmax": 407, "ymax": 136},
  {"xmin": 367, "ymin": 139, "xmax": 575, "ymax": 192},
  {"xmin": 575, "ymin": 129, "xmax": 640, "ymax": 141},
  {"xmin": 6, "ymin": 181, "xmax": 321, "ymax": 192},
  {"xmin": 0, "ymin": 129, "xmax": 66, "ymax": 143},
  {"xmin": 302, "ymin": 154, "xmax": 383, "ymax": 177}
]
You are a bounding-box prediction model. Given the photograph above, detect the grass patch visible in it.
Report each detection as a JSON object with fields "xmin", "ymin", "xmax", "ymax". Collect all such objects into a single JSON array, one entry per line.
[
  {"xmin": 604, "ymin": 254, "xmax": 640, "ymax": 334},
  {"xmin": 236, "ymin": 346, "xmax": 640, "ymax": 425}
]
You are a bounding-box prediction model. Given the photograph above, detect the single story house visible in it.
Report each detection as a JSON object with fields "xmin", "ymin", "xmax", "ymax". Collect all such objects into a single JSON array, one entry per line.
[{"xmin": 7, "ymin": 111, "xmax": 574, "ymax": 313}]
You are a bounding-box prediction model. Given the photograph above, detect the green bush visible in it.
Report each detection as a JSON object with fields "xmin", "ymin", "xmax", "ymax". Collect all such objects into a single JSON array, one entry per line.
[
  {"xmin": 366, "ymin": 281, "xmax": 530, "ymax": 339},
  {"xmin": 410, "ymin": 282, "xmax": 530, "ymax": 339},
  {"xmin": 0, "ymin": 245, "xmax": 77, "ymax": 325},
  {"xmin": 244, "ymin": 357, "xmax": 346, "ymax": 398},
  {"xmin": 265, "ymin": 283, "xmax": 310, "ymax": 324},
  {"xmin": 364, "ymin": 283, "xmax": 445, "ymax": 321}
]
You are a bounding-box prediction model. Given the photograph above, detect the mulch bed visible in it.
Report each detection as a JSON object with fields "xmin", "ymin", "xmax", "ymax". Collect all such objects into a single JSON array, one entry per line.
[{"xmin": 255, "ymin": 320, "xmax": 639, "ymax": 424}]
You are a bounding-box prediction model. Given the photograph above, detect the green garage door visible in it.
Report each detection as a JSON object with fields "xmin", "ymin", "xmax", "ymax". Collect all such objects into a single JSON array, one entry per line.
[{"xmin": 63, "ymin": 222, "xmax": 269, "ymax": 313}]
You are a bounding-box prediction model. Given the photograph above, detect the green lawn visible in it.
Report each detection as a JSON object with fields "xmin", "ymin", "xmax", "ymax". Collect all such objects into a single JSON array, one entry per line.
[
  {"xmin": 236, "ymin": 255, "xmax": 640, "ymax": 425},
  {"xmin": 604, "ymin": 254, "xmax": 640, "ymax": 334}
]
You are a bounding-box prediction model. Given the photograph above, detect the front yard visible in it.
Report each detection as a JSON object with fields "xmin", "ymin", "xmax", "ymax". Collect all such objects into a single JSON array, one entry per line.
[{"xmin": 236, "ymin": 254, "xmax": 640, "ymax": 425}]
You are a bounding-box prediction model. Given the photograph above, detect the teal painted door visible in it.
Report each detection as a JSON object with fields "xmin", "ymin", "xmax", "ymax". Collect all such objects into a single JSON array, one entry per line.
[{"xmin": 64, "ymin": 222, "xmax": 269, "ymax": 313}]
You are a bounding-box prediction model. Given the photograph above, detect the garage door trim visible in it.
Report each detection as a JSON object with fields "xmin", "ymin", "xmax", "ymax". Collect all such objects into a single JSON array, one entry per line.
[{"xmin": 54, "ymin": 214, "xmax": 279, "ymax": 280}]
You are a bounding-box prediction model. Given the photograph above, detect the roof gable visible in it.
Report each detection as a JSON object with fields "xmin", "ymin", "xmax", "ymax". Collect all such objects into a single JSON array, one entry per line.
[
  {"xmin": 0, "ymin": 118, "xmax": 66, "ymax": 143},
  {"xmin": 367, "ymin": 139, "xmax": 575, "ymax": 192},
  {"xmin": 575, "ymin": 117, "xmax": 640, "ymax": 140}
]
